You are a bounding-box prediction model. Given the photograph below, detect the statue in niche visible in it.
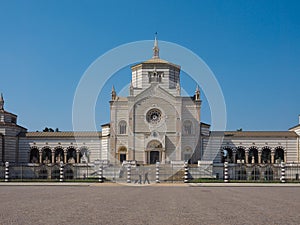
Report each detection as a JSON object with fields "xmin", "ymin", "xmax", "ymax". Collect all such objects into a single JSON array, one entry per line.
[
  {"xmin": 81, "ymin": 152, "xmax": 88, "ymax": 163},
  {"xmin": 56, "ymin": 153, "xmax": 61, "ymax": 163},
  {"xmin": 31, "ymin": 156, "xmax": 38, "ymax": 163},
  {"xmin": 43, "ymin": 156, "xmax": 50, "ymax": 164},
  {"xmin": 68, "ymin": 157, "xmax": 75, "ymax": 164}
]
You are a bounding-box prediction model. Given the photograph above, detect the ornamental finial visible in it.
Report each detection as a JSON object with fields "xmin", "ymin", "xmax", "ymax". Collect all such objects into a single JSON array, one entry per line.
[
  {"xmin": 153, "ymin": 32, "xmax": 159, "ymax": 59},
  {"xmin": 0, "ymin": 93, "xmax": 4, "ymax": 110}
]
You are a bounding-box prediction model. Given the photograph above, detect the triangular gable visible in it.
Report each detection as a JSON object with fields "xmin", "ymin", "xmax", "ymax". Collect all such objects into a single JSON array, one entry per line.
[{"xmin": 133, "ymin": 83, "xmax": 178, "ymax": 104}]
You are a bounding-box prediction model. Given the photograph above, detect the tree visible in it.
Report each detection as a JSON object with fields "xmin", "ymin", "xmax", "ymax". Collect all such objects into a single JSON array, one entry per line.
[{"xmin": 42, "ymin": 127, "xmax": 58, "ymax": 132}]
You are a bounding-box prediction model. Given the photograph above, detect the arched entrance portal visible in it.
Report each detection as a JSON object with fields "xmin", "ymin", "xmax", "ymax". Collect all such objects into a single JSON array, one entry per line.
[{"xmin": 146, "ymin": 140, "xmax": 164, "ymax": 164}]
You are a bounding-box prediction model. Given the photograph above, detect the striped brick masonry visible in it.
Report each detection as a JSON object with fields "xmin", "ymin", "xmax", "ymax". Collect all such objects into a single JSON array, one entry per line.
[
  {"xmin": 127, "ymin": 165, "xmax": 131, "ymax": 183},
  {"xmin": 156, "ymin": 162, "xmax": 160, "ymax": 183},
  {"xmin": 281, "ymin": 162, "xmax": 285, "ymax": 183},
  {"xmin": 5, "ymin": 162, "xmax": 9, "ymax": 182},
  {"xmin": 60, "ymin": 162, "xmax": 64, "ymax": 182},
  {"xmin": 224, "ymin": 161, "xmax": 229, "ymax": 183},
  {"xmin": 184, "ymin": 162, "xmax": 189, "ymax": 183}
]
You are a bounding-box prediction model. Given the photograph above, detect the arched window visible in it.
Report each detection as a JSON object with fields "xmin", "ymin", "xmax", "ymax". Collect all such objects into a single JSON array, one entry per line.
[
  {"xmin": 119, "ymin": 120, "xmax": 127, "ymax": 135},
  {"xmin": 183, "ymin": 120, "xmax": 192, "ymax": 135}
]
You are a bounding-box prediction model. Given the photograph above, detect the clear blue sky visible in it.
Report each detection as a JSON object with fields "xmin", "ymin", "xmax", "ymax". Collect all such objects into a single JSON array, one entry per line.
[{"xmin": 1, "ymin": 0, "xmax": 300, "ymax": 131}]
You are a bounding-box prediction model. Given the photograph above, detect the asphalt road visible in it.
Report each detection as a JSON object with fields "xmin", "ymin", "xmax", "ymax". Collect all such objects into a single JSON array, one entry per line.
[{"xmin": 0, "ymin": 185, "xmax": 299, "ymax": 225}]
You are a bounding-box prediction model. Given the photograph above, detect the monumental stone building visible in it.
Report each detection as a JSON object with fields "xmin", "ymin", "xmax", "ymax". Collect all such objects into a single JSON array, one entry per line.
[
  {"xmin": 109, "ymin": 37, "xmax": 201, "ymax": 165},
  {"xmin": 1, "ymin": 38, "xmax": 300, "ymax": 168}
]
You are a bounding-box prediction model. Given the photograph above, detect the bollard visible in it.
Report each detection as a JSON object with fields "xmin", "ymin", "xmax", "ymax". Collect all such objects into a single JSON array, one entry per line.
[
  {"xmin": 5, "ymin": 162, "xmax": 9, "ymax": 182},
  {"xmin": 60, "ymin": 161, "xmax": 64, "ymax": 182},
  {"xmin": 184, "ymin": 162, "xmax": 189, "ymax": 183},
  {"xmin": 99, "ymin": 164, "xmax": 103, "ymax": 183},
  {"xmin": 127, "ymin": 165, "xmax": 131, "ymax": 183},
  {"xmin": 156, "ymin": 162, "xmax": 160, "ymax": 183},
  {"xmin": 224, "ymin": 161, "xmax": 229, "ymax": 183},
  {"xmin": 281, "ymin": 162, "xmax": 285, "ymax": 183}
]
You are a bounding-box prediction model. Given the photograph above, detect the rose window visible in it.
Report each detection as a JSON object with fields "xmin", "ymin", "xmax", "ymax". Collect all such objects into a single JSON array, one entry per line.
[{"xmin": 146, "ymin": 109, "xmax": 162, "ymax": 124}]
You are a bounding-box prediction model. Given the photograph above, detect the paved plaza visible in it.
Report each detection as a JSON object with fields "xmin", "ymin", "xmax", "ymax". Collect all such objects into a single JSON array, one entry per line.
[{"xmin": 0, "ymin": 184, "xmax": 300, "ymax": 224}]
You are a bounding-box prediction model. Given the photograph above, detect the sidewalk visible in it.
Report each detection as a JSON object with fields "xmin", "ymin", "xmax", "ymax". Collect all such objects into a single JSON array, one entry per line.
[
  {"xmin": 1, "ymin": 182, "xmax": 300, "ymax": 187},
  {"xmin": 188, "ymin": 183, "xmax": 300, "ymax": 187}
]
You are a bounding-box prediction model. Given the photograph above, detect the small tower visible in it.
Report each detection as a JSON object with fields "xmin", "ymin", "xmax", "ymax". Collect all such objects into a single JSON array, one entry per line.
[
  {"xmin": 195, "ymin": 85, "xmax": 200, "ymax": 101},
  {"xmin": 0, "ymin": 93, "xmax": 4, "ymax": 110},
  {"xmin": 111, "ymin": 86, "xmax": 116, "ymax": 101},
  {"xmin": 176, "ymin": 82, "xmax": 180, "ymax": 95},
  {"xmin": 152, "ymin": 32, "xmax": 159, "ymax": 59},
  {"xmin": 130, "ymin": 80, "xmax": 134, "ymax": 96}
]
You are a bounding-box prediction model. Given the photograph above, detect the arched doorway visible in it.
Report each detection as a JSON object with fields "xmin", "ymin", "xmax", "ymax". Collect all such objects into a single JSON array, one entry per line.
[
  {"xmin": 146, "ymin": 140, "xmax": 163, "ymax": 164},
  {"xmin": 118, "ymin": 146, "xmax": 127, "ymax": 163},
  {"xmin": 150, "ymin": 151, "xmax": 159, "ymax": 164}
]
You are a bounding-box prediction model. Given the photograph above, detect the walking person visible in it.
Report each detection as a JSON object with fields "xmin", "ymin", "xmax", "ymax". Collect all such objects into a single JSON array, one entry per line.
[
  {"xmin": 144, "ymin": 170, "xmax": 150, "ymax": 184},
  {"xmin": 134, "ymin": 168, "xmax": 142, "ymax": 184}
]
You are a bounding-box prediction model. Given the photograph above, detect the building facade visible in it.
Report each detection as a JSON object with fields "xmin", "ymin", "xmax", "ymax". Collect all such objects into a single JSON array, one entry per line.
[
  {"xmin": 109, "ymin": 37, "xmax": 201, "ymax": 165},
  {"xmin": 0, "ymin": 39, "xmax": 300, "ymax": 167}
]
